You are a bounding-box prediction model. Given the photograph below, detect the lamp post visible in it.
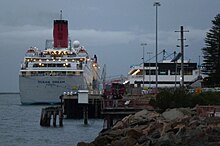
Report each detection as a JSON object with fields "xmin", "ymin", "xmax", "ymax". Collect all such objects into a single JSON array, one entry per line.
[
  {"xmin": 198, "ymin": 55, "xmax": 201, "ymax": 77},
  {"xmin": 147, "ymin": 52, "xmax": 153, "ymax": 88},
  {"xmin": 154, "ymin": 1, "xmax": 160, "ymax": 91},
  {"xmin": 141, "ymin": 43, "xmax": 147, "ymax": 90}
]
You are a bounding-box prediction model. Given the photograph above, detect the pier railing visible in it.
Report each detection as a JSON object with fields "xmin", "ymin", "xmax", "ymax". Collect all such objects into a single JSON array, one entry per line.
[
  {"xmin": 196, "ymin": 105, "xmax": 220, "ymax": 117},
  {"xmin": 102, "ymin": 98, "xmax": 151, "ymax": 111}
]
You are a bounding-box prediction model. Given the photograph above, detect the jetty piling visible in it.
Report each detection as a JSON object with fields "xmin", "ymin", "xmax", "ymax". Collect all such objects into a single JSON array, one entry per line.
[
  {"xmin": 83, "ymin": 105, "xmax": 88, "ymax": 125},
  {"xmin": 40, "ymin": 106, "xmax": 63, "ymax": 127},
  {"xmin": 78, "ymin": 90, "xmax": 89, "ymax": 125}
]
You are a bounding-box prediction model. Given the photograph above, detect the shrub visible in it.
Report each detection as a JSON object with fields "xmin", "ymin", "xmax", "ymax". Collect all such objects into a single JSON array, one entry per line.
[{"xmin": 150, "ymin": 88, "xmax": 220, "ymax": 110}]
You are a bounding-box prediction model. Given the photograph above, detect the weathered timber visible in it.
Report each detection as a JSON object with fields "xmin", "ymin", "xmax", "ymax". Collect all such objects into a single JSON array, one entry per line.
[
  {"xmin": 40, "ymin": 106, "xmax": 63, "ymax": 127},
  {"xmin": 101, "ymin": 98, "xmax": 153, "ymax": 129},
  {"xmin": 62, "ymin": 94, "xmax": 102, "ymax": 118}
]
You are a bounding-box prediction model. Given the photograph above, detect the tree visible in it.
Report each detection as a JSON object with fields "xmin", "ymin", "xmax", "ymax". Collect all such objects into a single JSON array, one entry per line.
[{"xmin": 202, "ymin": 14, "xmax": 220, "ymax": 87}]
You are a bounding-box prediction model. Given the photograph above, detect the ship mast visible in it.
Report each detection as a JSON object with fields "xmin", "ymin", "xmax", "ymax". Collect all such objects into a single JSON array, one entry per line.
[{"xmin": 60, "ymin": 10, "xmax": 62, "ymax": 20}]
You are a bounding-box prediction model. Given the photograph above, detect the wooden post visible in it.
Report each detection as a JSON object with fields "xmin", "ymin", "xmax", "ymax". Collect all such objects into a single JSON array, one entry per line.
[
  {"xmin": 59, "ymin": 109, "xmax": 63, "ymax": 127},
  {"xmin": 46, "ymin": 111, "xmax": 51, "ymax": 127},
  {"xmin": 106, "ymin": 115, "xmax": 113, "ymax": 129},
  {"xmin": 40, "ymin": 108, "xmax": 45, "ymax": 126},
  {"xmin": 53, "ymin": 111, "xmax": 57, "ymax": 127},
  {"xmin": 60, "ymin": 95, "xmax": 63, "ymax": 109},
  {"xmin": 83, "ymin": 106, "xmax": 88, "ymax": 125},
  {"xmin": 40, "ymin": 106, "xmax": 64, "ymax": 127},
  {"xmin": 95, "ymin": 99, "xmax": 98, "ymax": 117}
]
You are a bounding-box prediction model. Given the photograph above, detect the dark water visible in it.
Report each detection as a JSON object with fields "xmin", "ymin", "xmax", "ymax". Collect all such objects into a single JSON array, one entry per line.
[{"xmin": 0, "ymin": 94, "xmax": 103, "ymax": 146}]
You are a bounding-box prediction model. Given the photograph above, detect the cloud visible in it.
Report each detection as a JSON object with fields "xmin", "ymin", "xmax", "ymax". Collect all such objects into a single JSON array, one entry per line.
[
  {"xmin": 70, "ymin": 29, "xmax": 137, "ymax": 46},
  {"xmin": 0, "ymin": 24, "xmax": 209, "ymax": 57}
]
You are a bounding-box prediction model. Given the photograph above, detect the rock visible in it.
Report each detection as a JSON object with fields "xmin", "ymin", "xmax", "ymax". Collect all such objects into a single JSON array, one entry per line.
[
  {"xmin": 77, "ymin": 142, "xmax": 94, "ymax": 146},
  {"xmin": 79, "ymin": 108, "xmax": 220, "ymax": 146},
  {"xmin": 130, "ymin": 110, "xmax": 160, "ymax": 126},
  {"xmin": 134, "ymin": 109, "xmax": 149, "ymax": 119},
  {"xmin": 178, "ymin": 107, "xmax": 195, "ymax": 116},
  {"xmin": 112, "ymin": 114, "xmax": 132, "ymax": 130},
  {"xmin": 162, "ymin": 108, "xmax": 184, "ymax": 121},
  {"xmin": 154, "ymin": 132, "xmax": 176, "ymax": 146},
  {"xmin": 137, "ymin": 135, "xmax": 152, "ymax": 145},
  {"xmin": 150, "ymin": 129, "xmax": 161, "ymax": 139},
  {"xmin": 124, "ymin": 128, "xmax": 143, "ymax": 139},
  {"xmin": 107, "ymin": 129, "xmax": 123, "ymax": 138},
  {"xmin": 111, "ymin": 136, "xmax": 137, "ymax": 146},
  {"xmin": 92, "ymin": 135, "xmax": 113, "ymax": 146}
]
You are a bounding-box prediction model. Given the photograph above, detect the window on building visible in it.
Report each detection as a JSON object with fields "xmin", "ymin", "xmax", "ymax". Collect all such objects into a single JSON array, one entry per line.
[
  {"xmin": 159, "ymin": 69, "xmax": 168, "ymax": 75},
  {"xmin": 184, "ymin": 69, "xmax": 193, "ymax": 75},
  {"xmin": 170, "ymin": 70, "xmax": 180, "ymax": 75}
]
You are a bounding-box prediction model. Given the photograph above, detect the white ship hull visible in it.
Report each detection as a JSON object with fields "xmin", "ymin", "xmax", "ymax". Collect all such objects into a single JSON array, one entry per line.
[
  {"xmin": 19, "ymin": 18, "xmax": 100, "ymax": 104},
  {"xmin": 19, "ymin": 75, "xmax": 86, "ymax": 104}
]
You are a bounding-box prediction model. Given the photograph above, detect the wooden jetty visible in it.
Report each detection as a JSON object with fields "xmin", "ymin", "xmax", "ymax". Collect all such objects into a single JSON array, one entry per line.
[
  {"xmin": 102, "ymin": 97, "xmax": 153, "ymax": 129},
  {"xmin": 40, "ymin": 106, "xmax": 63, "ymax": 127},
  {"xmin": 61, "ymin": 92, "xmax": 152, "ymax": 128},
  {"xmin": 62, "ymin": 93, "xmax": 102, "ymax": 119}
]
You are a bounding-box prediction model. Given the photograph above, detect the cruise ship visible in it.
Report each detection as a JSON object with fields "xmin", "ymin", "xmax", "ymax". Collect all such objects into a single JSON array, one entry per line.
[
  {"xmin": 128, "ymin": 54, "xmax": 202, "ymax": 88},
  {"xmin": 19, "ymin": 18, "xmax": 100, "ymax": 104}
]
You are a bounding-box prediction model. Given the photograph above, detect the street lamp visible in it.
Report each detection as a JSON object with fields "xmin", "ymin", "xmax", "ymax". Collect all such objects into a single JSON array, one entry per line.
[
  {"xmin": 147, "ymin": 52, "xmax": 153, "ymax": 88},
  {"xmin": 154, "ymin": 1, "xmax": 161, "ymax": 91},
  {"xmin": 141, "ymin": 43, "xmax": 147, "ymax": 90},
  {"xmin": 198, "ymin": 55, "xmax": 201, "ymax": 77}
]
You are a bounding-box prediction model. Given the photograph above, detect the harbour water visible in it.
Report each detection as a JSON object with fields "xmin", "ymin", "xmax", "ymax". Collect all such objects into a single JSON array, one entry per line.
[{"xmin": 0, "ymin": 94, "xmax": 103, "ymax": 146}]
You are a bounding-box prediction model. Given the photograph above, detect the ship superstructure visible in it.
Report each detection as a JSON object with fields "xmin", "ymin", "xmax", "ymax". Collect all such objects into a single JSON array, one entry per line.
[
  {"xmin": 128, "ymin": 57, "xmax": 202, "ymax": 88},
  {"xmin": 19, "ymin": 18, "xmax": 100, "ymax": 104}
]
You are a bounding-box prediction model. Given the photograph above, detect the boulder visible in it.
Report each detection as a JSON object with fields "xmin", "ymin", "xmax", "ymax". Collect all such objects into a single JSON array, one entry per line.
[
  {"xmin": 162, "ymin": 108, "xmax": 184, "ymax": 121},
  {"xmin": 78, "ymin": 108, "xmax": 220, "ymax": 146},
  {"xmin": 124, "ymin": 128, "xmax": 143, "ymax": 139},
  {"xmin": 111, "ymin": 136, "xmax": 137, "ymax": 146},
  {"xmin": 77, "ymin": 142, "xmax": 94, "ymax": 146},
  {"xmin": 92, "ymin": 135, "xmax": 113, "ymax": 146},
  {"xmin": 112, "ymin": 114, "xmax": 133, "ymax": 130}
]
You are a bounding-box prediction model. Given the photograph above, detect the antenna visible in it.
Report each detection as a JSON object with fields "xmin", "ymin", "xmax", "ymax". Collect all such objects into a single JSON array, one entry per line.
[{"xmin": 60, "ymin": 10, "xmax": 62, "ymax": 20}]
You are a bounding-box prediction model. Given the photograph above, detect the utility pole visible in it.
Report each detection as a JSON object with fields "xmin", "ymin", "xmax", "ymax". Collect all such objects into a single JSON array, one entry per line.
[
  {"xmin": 199, "ymin": 55, "xmax": 201, "ymax": 77},
  {"xmin": 175, "ymin": 26, "xmax": 189, "ymax": 87},
  {"xmin": 147, "ymin": 52, "xmax": 153, "ymax": 88},
  {"xmin": 141, "ymin": 43, "xmax": 147, "ymax": 90},
  {"xmin": 154, "ymin": 2, "xmax": 160, "ymax": 91}
]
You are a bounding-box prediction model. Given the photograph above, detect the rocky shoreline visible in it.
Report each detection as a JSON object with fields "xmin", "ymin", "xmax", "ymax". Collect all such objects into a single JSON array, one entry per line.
[{"xmin": 78, "ymin": 108, "xmax": 220, "ymax": 146}]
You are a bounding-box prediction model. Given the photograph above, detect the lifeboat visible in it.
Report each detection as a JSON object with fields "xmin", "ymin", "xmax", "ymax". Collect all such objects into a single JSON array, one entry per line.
[
  {"xmin": 78, "ymin": 47, "xmax": 88, "ymax": 57},
  {"xmin": 26, "ymin": 47, "xmax": 38, "ymax": 56}
]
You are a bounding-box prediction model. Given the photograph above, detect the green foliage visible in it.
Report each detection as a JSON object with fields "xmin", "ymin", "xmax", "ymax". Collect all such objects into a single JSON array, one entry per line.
[
  {"xmin": 202, "ymin": 14, "xmax": 220, "ymax": 86},
  {"xmin": 150, "ymin": 88, "xmax": 220, "ymax": 110},
  {"xmin": 196, "ymin": 92, "xmax": 220, "ymax": 105}
]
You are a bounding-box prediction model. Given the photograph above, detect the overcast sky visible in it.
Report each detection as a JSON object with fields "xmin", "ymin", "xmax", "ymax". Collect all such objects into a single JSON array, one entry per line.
[{"xmin": 0, "ymin": 0, "xmax": 219, "ymax": 92}]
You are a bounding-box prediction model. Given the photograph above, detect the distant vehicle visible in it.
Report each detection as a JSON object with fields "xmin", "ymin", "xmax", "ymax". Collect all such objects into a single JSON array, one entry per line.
[{"xmin": 103, "ymin": 82, "xmax": 126, "ymax": 99}]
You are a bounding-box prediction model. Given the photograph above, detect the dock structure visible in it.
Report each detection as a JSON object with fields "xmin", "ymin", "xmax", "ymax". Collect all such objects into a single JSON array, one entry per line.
[
  {"xmin": 61, "ymin": 92, "xmax": 153, "ymax": 128},
  {"xmin": 102, "ymin": 97, "xmax": 153, "ymax": 129},
  {"xmin": 40, "ymin": 106, "xmax": 63, "ymax": 127},
  {"xmin": 62, "ymin": 93, "xmax": 102, "ymax": 119}
]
